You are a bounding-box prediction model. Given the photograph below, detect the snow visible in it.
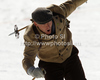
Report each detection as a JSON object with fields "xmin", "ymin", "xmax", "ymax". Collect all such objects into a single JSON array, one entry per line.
[{"xmin": 0, "ymin": 0, "xmax": 100, "ymax": 80}]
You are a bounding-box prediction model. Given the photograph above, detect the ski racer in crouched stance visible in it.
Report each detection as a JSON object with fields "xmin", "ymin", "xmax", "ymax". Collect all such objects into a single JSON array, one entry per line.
[{"xmin": 22, "ymin": 0, "xmax": 87, "ymax": 80}]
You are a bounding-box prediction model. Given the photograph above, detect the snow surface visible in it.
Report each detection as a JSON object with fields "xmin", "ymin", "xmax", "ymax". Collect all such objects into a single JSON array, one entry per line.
[{"xmin": 0, "ymin": 0, "xmax": 100, "ymax": 80}]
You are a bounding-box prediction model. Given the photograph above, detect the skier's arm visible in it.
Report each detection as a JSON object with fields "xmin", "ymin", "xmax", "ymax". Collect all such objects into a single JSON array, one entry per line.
[
  {"xmin": 22, "ymin": 25, "xmax": 38, "ymax": 73},
  {"xmin": 22, "ymin": 46, "xmax": 45, "ymax": 78},
  {"xmin": 22, "ymin": 25, "xmax": 46, "ymax": 78},
  {"xmin": 60, "ymin": 0, "xmax": 87, "ymax": 17},
  {"xmin": 47, "ymin": 0, "xmax": 87, "ymax": 17},
  {"xmin": 22, "ymin": 45, "xmax": 37, "ymax": 72}
]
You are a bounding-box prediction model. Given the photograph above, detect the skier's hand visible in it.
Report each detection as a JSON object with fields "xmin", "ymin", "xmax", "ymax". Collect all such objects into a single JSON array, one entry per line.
[{"xmin": 27, "ymin": 66, "xmax": 46, "ymax": 78}]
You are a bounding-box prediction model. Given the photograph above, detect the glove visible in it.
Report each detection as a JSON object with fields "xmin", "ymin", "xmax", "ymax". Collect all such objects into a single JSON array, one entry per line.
[{"xmin": 27, "ymin": 66, "xmax": 45, "ymax": 78}]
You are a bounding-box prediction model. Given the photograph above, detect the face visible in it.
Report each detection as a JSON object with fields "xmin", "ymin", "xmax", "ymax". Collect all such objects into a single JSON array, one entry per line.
[{"xmin": 34, "ymin": 20, "xmax": 52, "ymax": 35}]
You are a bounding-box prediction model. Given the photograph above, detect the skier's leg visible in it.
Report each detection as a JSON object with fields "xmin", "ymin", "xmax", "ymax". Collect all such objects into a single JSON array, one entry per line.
[
  {"xmin": 39, "ymin": 60, "xmax": 64, "ymax": 80},
  {"xmin": 64, "ymin": 54, "xmax": 87, "ymax": 80}
]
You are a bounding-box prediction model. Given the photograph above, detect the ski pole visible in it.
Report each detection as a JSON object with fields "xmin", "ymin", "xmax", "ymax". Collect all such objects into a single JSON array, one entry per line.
[
  {"xmin": 18, "ymin": 26, "xmax": 27, "ymax": 31},
  {"xmin": 32, "ymin": 77, "xmax": 35, "ymax": 80},
  {"xmin": 8, "ymin": 25, "xmax": 27, "ymax": 38}
]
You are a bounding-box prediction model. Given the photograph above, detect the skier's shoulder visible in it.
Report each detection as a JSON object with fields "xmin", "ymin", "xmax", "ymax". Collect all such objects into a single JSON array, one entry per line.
[
  {"xmin": 24, "ymin": 23, "xmax": 35, "ymax": 41},
  {"xmin": 47, "ymin": 4, "xmax": 65, "ymax": 18}
]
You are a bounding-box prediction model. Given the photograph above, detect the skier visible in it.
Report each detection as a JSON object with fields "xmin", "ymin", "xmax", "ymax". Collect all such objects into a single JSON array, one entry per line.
[{"xmin": 22, "ymin": 0, "xmax": 87, "ymax": 80}]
